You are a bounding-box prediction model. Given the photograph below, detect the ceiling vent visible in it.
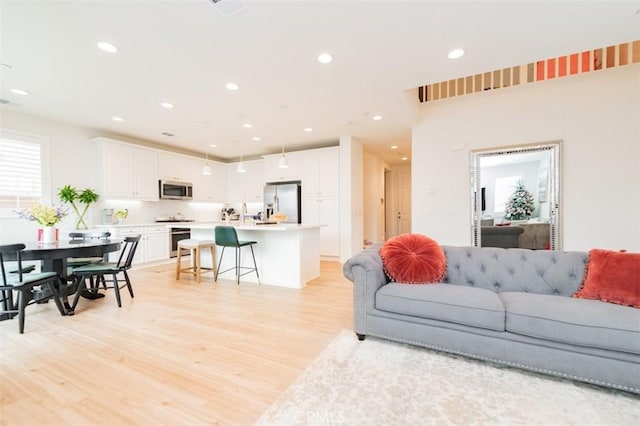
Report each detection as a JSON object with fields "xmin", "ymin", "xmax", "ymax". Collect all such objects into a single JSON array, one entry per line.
[
  {"xmin": 0, "ymin": 99, "xmax": 9, "ymax": 105},
  {"xmin": 209, "ymin": 0, "xmax": 246, "ymax": 17}
]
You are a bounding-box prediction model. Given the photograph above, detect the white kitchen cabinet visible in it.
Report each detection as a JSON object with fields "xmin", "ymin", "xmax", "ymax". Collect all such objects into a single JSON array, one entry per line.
[
  {"xmin": 108, "ymin": 226, "xmax": 145, "ymax": 264},
  {"xmin": 227, "ymin": 159, "xmax": 264, "ymax": 203},
  {"xmin": 303, "ymin": 195, "xmax": 340, "ymax": 257},
  {"xmin": 97, "ymin": 139, "xmax": 159, "ymax": 200},
  {"xmin": 300, "ymin": 147, "xmax": 339, "ymax": 196},
  {"xmin": 244, "ymin": 159, "xmax": 265, "ymax": 202},
  {"xmin": 143, "ymin": 225, "xmax": 170, "ymax": 262},
  {"xmin": 263, "ymin": 151, "xmax": 303, "ymax": 183},
  {"xmin": 190, "ymin": 158, "xmax": 227, "ymax": 202},
  {"xmin": 158, "ymin": 152, "xmax": 194, "ymax": 183},
  {"xmin": 106, "ymin": 225, "xmax": 169, "ymax": 265}
]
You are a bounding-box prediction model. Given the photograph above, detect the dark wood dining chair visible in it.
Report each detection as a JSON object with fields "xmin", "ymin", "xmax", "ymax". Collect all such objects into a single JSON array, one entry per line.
[
  {"xmin": 0, "ymin": 243, "xmax": 67, "ymax": 333},
  {"xmin": 70, "ymin": 235, "xmax": 141, "ymax": 310},
  {"xmin": 67, "ymin": 231, "xmax": 112, "ymax": 267}
]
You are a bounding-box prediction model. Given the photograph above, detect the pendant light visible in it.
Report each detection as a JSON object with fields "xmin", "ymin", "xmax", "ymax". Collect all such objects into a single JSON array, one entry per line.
[
  {"xmin": 278, "ymin": 141, "xmax": 288, "ymax": 169},
  {"xmin": 202, "ymin": 151, "xmax": 212, "ymax": 175},
  {"xmin": 237, "ymin": 142, "xmax": 247, "ymax": 173}
]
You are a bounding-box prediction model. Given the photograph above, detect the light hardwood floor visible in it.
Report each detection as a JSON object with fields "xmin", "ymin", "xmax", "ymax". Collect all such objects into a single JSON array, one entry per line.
[{"xmin": 0, "ymin": 261, "xmax": 353, "ymax": 425}]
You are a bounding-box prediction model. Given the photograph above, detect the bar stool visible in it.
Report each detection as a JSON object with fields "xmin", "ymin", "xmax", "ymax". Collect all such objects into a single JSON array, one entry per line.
[
  {"xmin": 214, "ymin": 226, "xmax": 260, "ymax": 286},
  {"xmin": 175, "ymin": 239, "xmax": 216, "ymax": 283}
]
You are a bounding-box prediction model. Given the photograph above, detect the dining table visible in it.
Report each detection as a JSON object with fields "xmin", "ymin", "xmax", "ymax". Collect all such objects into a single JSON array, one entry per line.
[{"xmin": 5, "ymin": 238, "xmax": 122, "ymax": 314}]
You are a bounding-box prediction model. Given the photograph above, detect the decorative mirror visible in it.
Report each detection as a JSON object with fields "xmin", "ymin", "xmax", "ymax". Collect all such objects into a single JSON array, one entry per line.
[{"xmin": 470, "ymin": 141, "xmax": 562, "ymax": 250}]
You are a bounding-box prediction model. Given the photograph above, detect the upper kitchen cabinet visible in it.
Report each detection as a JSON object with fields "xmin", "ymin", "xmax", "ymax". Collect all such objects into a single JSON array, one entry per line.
[
  {"xmin": 158, "ymin": 152, "xmax": 195, "ymax": 183},
  {"xmin": 263, "ymin": 151, "xmax": 303, "ymax": 183},
  {"xmin": 226, "ymin": 159, "xmax": 264, "ymax": 203},
  {"xmin": 299, "ymin": 147, "xmax": 339, "ymax": 196},
  {"xmin": 94, "ymin": 138, "xmax": 159, "ymax": 200},
  {"xmin": 190, "ymin": 158, "xmax": 227, "ymax": 202}
]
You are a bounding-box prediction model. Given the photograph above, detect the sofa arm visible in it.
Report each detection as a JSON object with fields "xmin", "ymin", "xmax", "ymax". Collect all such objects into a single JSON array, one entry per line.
[{"xmin": 343, "ymin": 246, "xmax": 389, "ymax": 335}]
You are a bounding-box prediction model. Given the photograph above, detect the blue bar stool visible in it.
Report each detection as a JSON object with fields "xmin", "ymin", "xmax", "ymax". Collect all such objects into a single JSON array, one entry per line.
[{"xmin": 214, "ymin": 226, "xmax": 259, "ymax": 285}]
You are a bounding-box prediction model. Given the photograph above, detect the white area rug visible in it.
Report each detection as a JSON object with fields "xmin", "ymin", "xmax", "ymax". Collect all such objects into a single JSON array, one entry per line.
[{"xmin": 256, "ymin": 330, "xmax": 640, "ymax": 425}]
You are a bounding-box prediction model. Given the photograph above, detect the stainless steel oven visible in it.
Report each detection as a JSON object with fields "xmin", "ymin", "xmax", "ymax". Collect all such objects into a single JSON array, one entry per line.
[{"xmin": 170, "ymin": 227, "xmax": 191, "ymax": 258}]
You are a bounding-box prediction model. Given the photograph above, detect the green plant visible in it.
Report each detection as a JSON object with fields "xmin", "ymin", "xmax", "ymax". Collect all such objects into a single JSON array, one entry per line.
[
  {"xmin": 114, "ymin": 209, "xmax": 128, "ymax": 221},
  {"xmin": 58, "ymin": 185, "xmax": 99, "ymax": 229}
]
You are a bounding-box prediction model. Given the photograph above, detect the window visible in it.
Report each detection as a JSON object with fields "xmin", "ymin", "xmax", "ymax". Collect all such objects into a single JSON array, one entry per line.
[
  {"xmin": 494, "ymin": 175, "xmax": 521, "ymax": 214},
  {"xmin": 0, "ymin": 130, "xmax": 48, "ymax": 209}
]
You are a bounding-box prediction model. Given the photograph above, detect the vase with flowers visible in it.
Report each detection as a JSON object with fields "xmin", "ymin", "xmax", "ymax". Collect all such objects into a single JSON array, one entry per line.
[{"xmin": 16, "ymin": 202, "xmax": 68, "ymax": 243}]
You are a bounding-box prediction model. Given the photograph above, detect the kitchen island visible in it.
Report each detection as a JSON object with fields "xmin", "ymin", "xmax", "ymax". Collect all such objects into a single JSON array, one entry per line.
[{"xmin": 185, "ymin": 222, "xmax": 321, "ymax": 288}]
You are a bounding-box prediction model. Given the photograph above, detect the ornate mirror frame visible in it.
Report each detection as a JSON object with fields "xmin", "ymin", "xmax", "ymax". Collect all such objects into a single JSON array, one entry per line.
[{"xmin": 470, "ymin": 140, "xmax": 562, "ymax": 250}]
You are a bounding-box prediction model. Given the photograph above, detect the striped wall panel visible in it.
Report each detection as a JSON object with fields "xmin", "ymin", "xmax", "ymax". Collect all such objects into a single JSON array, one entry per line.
[{"xmin": 418, "ymin": 40, "xmax": 639, "ymax": 104}]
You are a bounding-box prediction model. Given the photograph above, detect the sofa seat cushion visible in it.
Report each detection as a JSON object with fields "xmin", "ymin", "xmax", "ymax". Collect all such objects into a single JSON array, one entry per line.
[
  {"xmin": 501, "ymin": 292, "xmax": 640, "ymax": 354},
  {"xmin": 376, "ymin": 283, "xmax": 506, "ymax": 331}
]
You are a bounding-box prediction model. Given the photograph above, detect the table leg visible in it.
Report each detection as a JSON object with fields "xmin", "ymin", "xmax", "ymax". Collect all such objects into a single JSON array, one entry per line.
[{"xmin": 42, "ymin": 258, "xmax": 74, "ymax": 314}]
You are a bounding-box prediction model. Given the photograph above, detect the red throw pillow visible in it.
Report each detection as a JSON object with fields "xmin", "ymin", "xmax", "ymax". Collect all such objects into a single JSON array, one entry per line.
[
  {"xmin": 379, "ymin": 234, "xmax": 446, "ymax": 284},
  {"xmin": 573, "ymin": 249, "xmax": 640, "ymax": 308}
]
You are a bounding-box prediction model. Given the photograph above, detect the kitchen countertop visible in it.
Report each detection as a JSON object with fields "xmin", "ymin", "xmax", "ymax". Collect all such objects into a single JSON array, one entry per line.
[
  {"xmin": 95, "ymin": 221, "xmax": 322, "ymax": 230},
  {"xmin": 184, "ymin": 222, "xmax": 322, "ymax": 231}
]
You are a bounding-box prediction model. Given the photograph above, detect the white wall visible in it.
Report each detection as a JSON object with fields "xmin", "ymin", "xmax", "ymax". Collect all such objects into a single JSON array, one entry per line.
[
  {"xmin": 413, "ymin": 64, "xmax": 640, "ymax": 251},
  {"xmin": 339, "ymin": 136, "xmax": 364, "ymax": 262},
  {"xmin": 0, "ymin": 110, "xmax": 224, "ymax": 243}
]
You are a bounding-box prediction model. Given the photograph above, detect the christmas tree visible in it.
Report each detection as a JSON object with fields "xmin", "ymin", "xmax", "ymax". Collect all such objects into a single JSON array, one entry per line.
[{"xmin": 504, "ymin": 180, "xmax": 535, "ymax": 220}]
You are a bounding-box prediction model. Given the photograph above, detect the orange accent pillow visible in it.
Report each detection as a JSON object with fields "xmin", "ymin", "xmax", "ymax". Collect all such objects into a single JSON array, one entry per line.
[
  {"xmin": 573, "ymin": 249, "xmax": 640, "ymax": 308},
  {"xmin": 379, "ymin": 234, "xmax": 446, "ymax": 284}
]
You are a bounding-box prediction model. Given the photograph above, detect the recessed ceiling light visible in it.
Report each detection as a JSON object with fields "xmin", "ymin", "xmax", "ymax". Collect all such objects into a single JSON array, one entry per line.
[
  {"xmin": 372, "ymin": 115, "xmax": 382, "ymax": 121},
  {"xmin": 242, "ymin": 123, "xmax": 252, "ymax": 128},
  {"xmin": 97, "ymin": 42, "xmax": 118, "ymax": 53},
  {"xmin": 225, "ymin": 82, "xmax": 239, "ymax": 91},
  {"xmin": 401, "ymin": 156, "xmax": 408, "ymax": 161},
  {"xmin": 317, "ymin": 53, "xmax": 333, "ymax": 64},
  {"xmin": 209, "ymin": 144, "xmax": 217, "ymax": 148},
  {"xmin": 448, "ymin": 48, "xmax": 465, "ymax": 59},
  {"xmin": 161, "ymin": 132, "xmax": 174, "ymax": 137},
  {"xmin": 390, "ymin": 145, "xmax": 398, "ymax": 150},
  {"xmin": 252, "ymin": 137, "xmax": 261, "ymax": 141},
  {"xmin": 304, "ymin": 128, "xmax": 313, "ymax": 132},
  {"xmin": 10, "ymin": 88, "xmax": 30, "ymax": 96},
  {"xmin": 161, "ymin": 102, "xmax": 174, "ymax": 109},
  {"xmin": 112, "ymin": 116, "xmax": 124, "ymax": 122}
]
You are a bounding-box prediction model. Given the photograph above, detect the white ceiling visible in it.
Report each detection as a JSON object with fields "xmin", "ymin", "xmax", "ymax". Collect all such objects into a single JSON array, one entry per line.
[{"xmin": 1, "ymin": 0, "xmax": 638, "ymax": 165}]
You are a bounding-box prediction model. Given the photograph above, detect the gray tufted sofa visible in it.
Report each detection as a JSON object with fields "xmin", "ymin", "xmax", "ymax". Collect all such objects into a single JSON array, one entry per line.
[{"xmin": 343, "ymin": 245, "xmax": 640, "ymax": 393}]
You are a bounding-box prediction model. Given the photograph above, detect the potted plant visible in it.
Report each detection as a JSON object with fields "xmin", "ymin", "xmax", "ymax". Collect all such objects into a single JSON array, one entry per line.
[
  {"xmin": 114, "ymin": 209, "xmax": 128, "ymax": 224},
  {"xmin": 58, "ymin": 185, "xmax": 99, "ymax": 229}
]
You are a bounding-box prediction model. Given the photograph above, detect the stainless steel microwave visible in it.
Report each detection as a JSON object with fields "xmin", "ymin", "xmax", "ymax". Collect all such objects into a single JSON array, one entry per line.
[{"xmin": 159, "ymin": 180, "xmax": 193, "ymax": 200}]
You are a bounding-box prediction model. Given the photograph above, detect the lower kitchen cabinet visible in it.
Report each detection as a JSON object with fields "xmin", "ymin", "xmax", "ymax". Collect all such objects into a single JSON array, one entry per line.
[
  {"xmin": 143, "ymin": 226, "xmax": 170, "ymax": 262},
  {"xmin": 105, "ymin": 225, "xmax": 169, "ymax": 265},
  {"xmin": 302, "ymin": 195, "xmax": 340, "ymax": 258}
]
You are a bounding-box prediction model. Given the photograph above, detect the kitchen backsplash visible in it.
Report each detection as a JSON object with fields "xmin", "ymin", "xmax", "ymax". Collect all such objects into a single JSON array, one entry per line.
[{"xmin": 98, "ymin": 199, "xmax": 264, "ymax": 224}]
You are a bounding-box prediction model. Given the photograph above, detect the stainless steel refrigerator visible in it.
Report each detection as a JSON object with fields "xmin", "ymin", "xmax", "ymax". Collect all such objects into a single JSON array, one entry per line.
[{"xmin": 263, "ymin": 181, "xmax": 302, "ymax": 224}]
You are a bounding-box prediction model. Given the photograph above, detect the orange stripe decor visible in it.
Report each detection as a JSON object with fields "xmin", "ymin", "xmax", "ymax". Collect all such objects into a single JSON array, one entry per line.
[{"xmin": 416, "ymin": 40, "xmax": 640, "ymax": 104}]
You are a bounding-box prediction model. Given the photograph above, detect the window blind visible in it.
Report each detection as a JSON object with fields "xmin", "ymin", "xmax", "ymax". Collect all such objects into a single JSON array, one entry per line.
[{"xmin": 0, "ymin": 137, "xmax": 43, "ymax": 208}]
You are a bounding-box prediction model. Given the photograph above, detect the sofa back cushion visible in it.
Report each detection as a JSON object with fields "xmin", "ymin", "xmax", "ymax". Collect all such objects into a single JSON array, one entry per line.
[{"xmin": 441, "ymin": 246, "xmax": 588, "ymax": 296}]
